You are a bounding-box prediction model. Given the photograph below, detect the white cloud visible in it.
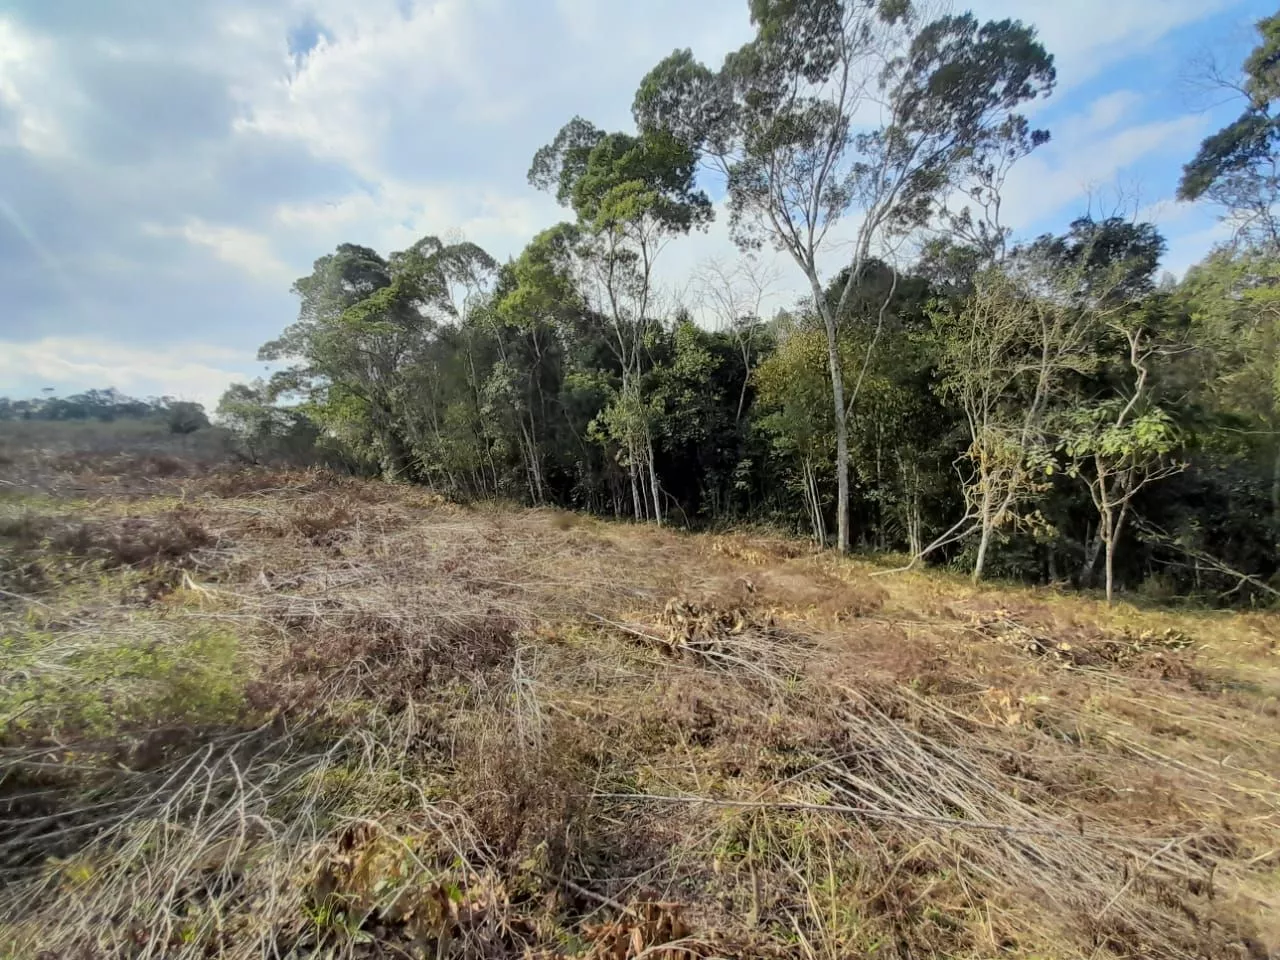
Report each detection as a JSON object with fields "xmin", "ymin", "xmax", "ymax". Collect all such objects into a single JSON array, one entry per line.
[
  {"xmin": 0, "ymin": 0, "xmax": 1248, "ymax": 360},
  {"xmin": 1000, "ymin": 113, "xmax": 1208, "ymax": 233},
  {"xmin": 0, "ymin": 16, "xmax": 76, "ymax": 155},
  {"xmin": 0, "ymin": 337, "xmax": 252, "ymax": 410},
  {"xmin": 144, "ymin": 219, "xmax": 293, "ymax": 286},
  {"xmin": 1061, "ymin": 89, "xmax": 1144, "ymax": 140},
  {"xmin": 233, "ymin": 0, "xmax": 491, "ymax": 178},
  {"xmin": 273, "ymin": 180, "xmax": 559, "ymax": 259},
  {"xmin": 970, "ymin": 0, "xmax": 1242, "ymax": 94}
]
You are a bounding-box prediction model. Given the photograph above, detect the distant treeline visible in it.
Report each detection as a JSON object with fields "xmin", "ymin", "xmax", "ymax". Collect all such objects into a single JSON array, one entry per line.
[{"xmin": 0, "ymin": 389, "xmax": 210, "ymax": 434}]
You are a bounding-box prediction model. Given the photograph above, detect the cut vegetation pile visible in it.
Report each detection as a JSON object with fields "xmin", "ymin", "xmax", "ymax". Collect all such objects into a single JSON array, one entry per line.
[{"xmin": 1, "ymin": 448, "xmax": 1278, "ymax": 959}]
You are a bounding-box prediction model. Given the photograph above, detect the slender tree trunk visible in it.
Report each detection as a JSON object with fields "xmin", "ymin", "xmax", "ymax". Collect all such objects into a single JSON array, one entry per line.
[
  {"xmin": 811, "ymin": 278, "xmax": 851, "ymax": 553},
  {"xmin": 971, "ymin": 483, "xmax": 996, "ymax": 581},
  {"xmin": 973, "ymin": 519, "xmax": 993, "ymax": 583},
  {"xmin": 803, "ymin": 457, "xmax": 826, "ymax": 546},
  {"xmin": 519, "ymin": 424, "xmax": 544, "ymax": 506},
  {"xmin": 646, "ymin": 429, "xmax": 662, "ymax": 526},
  {"xmin": 629, "ymin": 456, "xmax": 643, "ymax": 521},
  {"xmin": 831, "ymin": 369, "xmax": 850, "ymax": 552},
  {"xmin": 1105, "ymin": 502, "xmax": 1131, "ymax": 606},
  {"xmin": 1104, "ymin": 539, "xmax": 1116, "ymax": 605},
  {"xmin": 380, "ymin": 425, "xmax": 413, "ymax": 482}
]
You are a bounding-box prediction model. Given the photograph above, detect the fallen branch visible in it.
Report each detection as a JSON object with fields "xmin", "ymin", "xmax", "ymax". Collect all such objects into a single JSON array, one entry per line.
[{"xmin": 1133, "ymin": 515, "xmax": 1280, "ymax": 600}]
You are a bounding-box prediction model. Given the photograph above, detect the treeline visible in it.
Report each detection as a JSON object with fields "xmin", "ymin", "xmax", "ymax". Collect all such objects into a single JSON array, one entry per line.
[
  {"xmin": 217, "ymin": 3, "xmax": 1280, "ymax": 605},
  {"xmin": 0, "ymin": 389, "xmax": 209, "ymax": 434}
]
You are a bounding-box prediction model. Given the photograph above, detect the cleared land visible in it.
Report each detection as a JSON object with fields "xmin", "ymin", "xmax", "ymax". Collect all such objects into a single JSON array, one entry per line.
[{"xmin": 1, "ymin": 436, "xmax": 1279, "ymax": 959}]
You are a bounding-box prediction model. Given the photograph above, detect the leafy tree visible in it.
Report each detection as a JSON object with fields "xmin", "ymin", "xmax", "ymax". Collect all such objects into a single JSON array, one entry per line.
[
  {"xmin": 755, "ymin": 325, "xmax": 847, "ymax": 544},
  {"xmin": 216, "ymin": 381, "xmax": 323, "ymax": 465},
  {"xmin": 634, "ymin": 1, "xmax": 1055, "ymax": 551},
  {"xmin": 1060, "ymin": 307, "xmax": 1183, "ymax": 604},
  {"xmin": 262, "ymin": 238, "xmax": 497, "ymax": 480},
  {"xmin": 1177, "ymin": 248, "xmax": 1280, "ymax": 521},
  {"xmin": 166, "ymin": 401, "xmax": 209, "ymax": 435},
  {"xmin": 529, "ymin": 120, "xmax": 712, "ymax": 523},
  {"xmin": 927, "ymin": 265, "xmax": 1091, "ymax": 580},
  {"xmin": 1179, "ymin": 12, "xmax": 1280, "ymax": 248}
]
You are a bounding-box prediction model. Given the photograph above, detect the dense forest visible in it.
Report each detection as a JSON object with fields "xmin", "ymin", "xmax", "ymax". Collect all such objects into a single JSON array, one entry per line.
[{"xmin": 41, "ymin": 4, "xmax": 1280, "ymax": 605}]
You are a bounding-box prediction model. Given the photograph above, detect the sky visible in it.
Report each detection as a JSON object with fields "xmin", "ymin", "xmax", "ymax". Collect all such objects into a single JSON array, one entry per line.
[{"xmin": 0, "ymin": 0, "xmax": 1272, "ymax": 410}]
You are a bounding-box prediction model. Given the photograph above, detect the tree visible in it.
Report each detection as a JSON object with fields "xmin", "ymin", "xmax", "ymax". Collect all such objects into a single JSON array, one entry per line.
[
  {"xmin": 529, "ymin": 120, "xmax": 712, "ymax": 523},
  {"xmin": 1060, "ymin": 309, "xmax": 1183, "ymax": 604},
  {"xmin": 261, "ymin": 237, "xmax": 497, "ymax": 480},
  {"xmin": 695, "ymin": 257, "xmax": 779, "ymax": 424},
  {"xmin": 634, "ymin": 1, "xmax": 1055, "ymax": 551},
  {"xmin": 755, "ymin": 325, "xmax": 849, "ymax": 544},
  {"xmin": 1023, "ymin": 215, "xmax": 1166, "ymax": 306},
  {"xmin": 1179, "ymin": 12, "xmax": 1280, "ymax": 249},
  {"xmin": 922, "ymin": 214, "xmax": 1171, "ymax": 582},
  {"xmin": 1178, "ymin": 248, "xmax": 1280, "ymax": 522},
  {"xmin": 165, "ymin": 401, "xmax": 209, "ymax": 435},
  {"xmin": 927, "ymin": 266, "xmax": 1091, "ymax": 580},
  {"xmin": 216, "ymin": 381, "xmax": 322, "ymax": 465}
]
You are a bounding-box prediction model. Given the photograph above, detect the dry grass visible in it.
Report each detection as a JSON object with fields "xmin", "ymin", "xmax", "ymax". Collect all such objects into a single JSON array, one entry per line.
[{"xmin": 1, "ymin": 445, "xmax": 1278, "ymax": 959}]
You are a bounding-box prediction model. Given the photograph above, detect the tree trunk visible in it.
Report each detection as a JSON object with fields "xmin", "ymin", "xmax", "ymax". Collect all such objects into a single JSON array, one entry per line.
[
  {"xmin": 380, "ymin": 425, "xmax": 413, "ymax": 482},
  {"xmin": 629, "ymin": 456, "xmax": 643, "ymax": 521},
  {"xmin": 1105, "ymin": 502, "xmax": 1131, "ymax": 606},
  {"xmin": 1104, "ymin": 536, "xmax": 1116, "ymax": 605},
  {"xmin": 973, "ymin": 518, "xmax": 993, "ymax": 583},
  {"xmin": 811, "ymin": 276, "xmax": 851, "ymax": 554},
  {"xmin": 803, "ymin": 458, "xmax": 826, "ymax": 546},
  {"xmin": 736, "ymin": 345, "xmax": 751, "ymax": 425},
  {"xmin": 647, "ymin": 429, "xmax": 662, "ymax": 527},
  {"xmin": 827, "ymin": 345, "xmax": 851, "ymax": 553},
  {"xmin": 906, "ymin": 498, "xmax": 922, "ymax": 558}
]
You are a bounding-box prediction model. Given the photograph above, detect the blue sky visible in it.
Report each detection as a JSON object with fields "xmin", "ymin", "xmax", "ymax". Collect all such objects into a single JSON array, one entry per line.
[{"xmin": 0, "ymin": 0, "xmax": 1272, "ymax": 409}]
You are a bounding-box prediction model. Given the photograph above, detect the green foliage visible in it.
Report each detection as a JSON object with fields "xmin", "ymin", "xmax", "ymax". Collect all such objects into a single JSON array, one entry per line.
[
  {"xmin": 530, "ymin": 121, "xmax": 712, "ymax": 237},
  {"xmin": 1, "ymin": 621, "xmax": 244, "ymax": 741},
  {"xmin": 166, "ymin": 401, "xmax": 209, "ymax": 435},
  {"xmin": 1061, "ymin": 404, "xmax": 1178, "ymax": 465},
  {"xmin": 200, "ymin": 3, "xmax": 1280, "ymax": 605},
  {"xmin": 1178, "ymin": 13, "xmax": 1280, "ymax": 246}
]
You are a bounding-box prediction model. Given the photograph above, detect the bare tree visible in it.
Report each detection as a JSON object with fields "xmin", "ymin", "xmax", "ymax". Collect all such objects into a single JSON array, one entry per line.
[
  {"xmin": 695, "ymin": 257, "xmax": 781, "ymax": 423},
  {"xmin": 925, "ymin": 266, "xmax": 1095, "ymax": 580}
]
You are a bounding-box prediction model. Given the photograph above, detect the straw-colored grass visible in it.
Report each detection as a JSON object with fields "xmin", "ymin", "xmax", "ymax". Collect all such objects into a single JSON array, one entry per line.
[{"xmin": 1, "ymin": 455, "xmax": 1277, "ymax": 959}]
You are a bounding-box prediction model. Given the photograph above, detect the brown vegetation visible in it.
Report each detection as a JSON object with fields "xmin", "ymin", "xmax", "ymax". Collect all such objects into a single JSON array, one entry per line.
[{"xmin": 1, "ymin": 446, "xmax": 1277, "ymax": 959}]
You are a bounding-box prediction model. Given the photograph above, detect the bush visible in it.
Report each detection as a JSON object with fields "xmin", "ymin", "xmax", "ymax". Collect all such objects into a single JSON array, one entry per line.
[{"xmin": 166, "ymin": 402, "xmax": 210, "ymax": 435}]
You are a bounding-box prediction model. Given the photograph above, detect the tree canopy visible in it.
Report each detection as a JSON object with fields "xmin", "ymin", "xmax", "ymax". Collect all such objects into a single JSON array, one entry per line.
[{"xmin": 207, "ymin": 0, "xmax": 1280, "ymax": 607}]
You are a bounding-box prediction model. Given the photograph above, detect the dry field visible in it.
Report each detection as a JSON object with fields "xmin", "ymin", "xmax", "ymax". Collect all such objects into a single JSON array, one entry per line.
[{"xmin": 2, "ymin": 438, "xmax": 1279, "ymax": 958}]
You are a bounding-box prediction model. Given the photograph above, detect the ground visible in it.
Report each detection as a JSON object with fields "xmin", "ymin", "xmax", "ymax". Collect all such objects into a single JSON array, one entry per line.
[{"xmin": 1, "ymin": 428, "xmax": 1278, "ymax": 959}]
